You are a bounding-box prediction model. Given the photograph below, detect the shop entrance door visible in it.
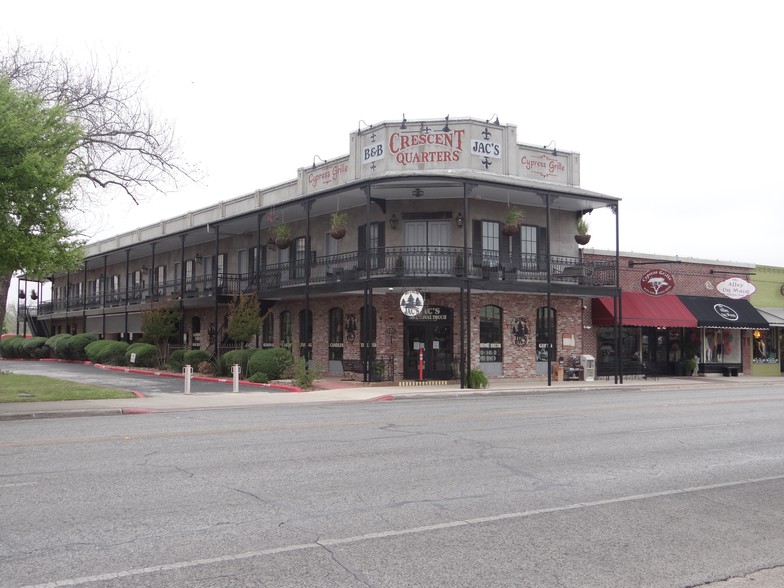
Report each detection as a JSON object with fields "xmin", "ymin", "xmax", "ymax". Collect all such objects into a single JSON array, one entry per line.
[{"xmin": 403, "ymin": 306, "xmax": 454, "ymax": 380}]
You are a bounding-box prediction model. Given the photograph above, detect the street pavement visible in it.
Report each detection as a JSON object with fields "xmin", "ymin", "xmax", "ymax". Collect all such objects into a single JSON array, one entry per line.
[{"xmin": 2, "ymin": 358, "xmax": 782, "ymax": 421}]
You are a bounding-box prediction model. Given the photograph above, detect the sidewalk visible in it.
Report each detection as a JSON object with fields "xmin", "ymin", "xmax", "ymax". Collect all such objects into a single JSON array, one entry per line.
[{"xmin": 2, "ymin": 370, "xmax": 781, "ymax": 421}]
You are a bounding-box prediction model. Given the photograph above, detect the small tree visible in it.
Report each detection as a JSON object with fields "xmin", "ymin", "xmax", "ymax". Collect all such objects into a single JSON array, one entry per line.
[
  {"xmin": 226, "ymin": 293, "xmax": 263, "ymax": 346},
  {"xmin": 141, "ymin": 303, "xmax": 181, "ymax": 366}
]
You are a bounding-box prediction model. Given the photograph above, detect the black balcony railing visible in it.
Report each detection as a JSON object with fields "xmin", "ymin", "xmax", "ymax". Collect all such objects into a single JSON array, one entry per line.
[{"xmin": 37, "ymin": 248, "xmax": 616, "ymax": 315}]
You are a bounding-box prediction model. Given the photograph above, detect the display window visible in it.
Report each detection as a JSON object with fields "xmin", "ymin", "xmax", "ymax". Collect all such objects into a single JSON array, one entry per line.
[{"xmin": 752, "ymin": 329, "xmax": 778, "ymax": 364}]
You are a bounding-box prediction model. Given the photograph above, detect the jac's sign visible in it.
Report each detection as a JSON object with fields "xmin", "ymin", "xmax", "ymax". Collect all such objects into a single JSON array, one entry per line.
[
  {"xmin": 640, "ymin": 269, "xmax": 675, "ymax": 296},
  {"xmin": 717, "ymin": 277, "xmax": 756, "ymax": 300}
]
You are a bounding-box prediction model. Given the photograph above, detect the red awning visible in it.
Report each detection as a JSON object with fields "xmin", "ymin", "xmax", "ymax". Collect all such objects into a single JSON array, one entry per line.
[{"xmin": 592, "ymin": 293, "xmax": 698, "ymax": 328}]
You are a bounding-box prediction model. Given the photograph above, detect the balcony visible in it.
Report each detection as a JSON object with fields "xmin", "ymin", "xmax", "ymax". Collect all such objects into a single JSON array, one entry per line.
[{"xmin": 38, "ymin": 247, "xmax": 616, "ymax": 316}]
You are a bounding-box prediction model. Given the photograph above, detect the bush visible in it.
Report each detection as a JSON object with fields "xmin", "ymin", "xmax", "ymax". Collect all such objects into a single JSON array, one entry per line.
[
  {"xmin": 183, "ymin": 349, "xmax": 210, "ymax": 367},
  {"xmin": 167, "ymin": 349, "xmax": 186, "ymax": 372},
  {"xmin": 61, "ymin": 333, "xmax": 98, "ymax": 361},
  {"xmin": 45, "ymin": 333, "xmax": 72, "ymax": 359},
  {"xmin": 0, "ymin": 336, "xmax": 26, "ymax": 358},
  {"xmin": 221, "ymin": 349, "xmax": 255, "ymax": 377},
  {"xmin": 247, "ymin": 347, "xmax": 293, "ymax": 381},
  {"xmin": 85, "ymin": 340, "xmax": 129, "ymax": 365},
  {"xmin": 22, "ymin": 337, "xmax": 50, "ymax": 359},
  {"xmin": 125, "ymin": 343, "xmax": 158, "ymax": 368},
  {"xmin": 291, "ymin": 357, "xmax": 319, "ymax": 389},
  {"xmin": 466, "ymin": 368, "xmax": 488, "ymax": 389},
  {"xmin": 247, "ymin": 372, "xmax": 269, "ymax": 383}
]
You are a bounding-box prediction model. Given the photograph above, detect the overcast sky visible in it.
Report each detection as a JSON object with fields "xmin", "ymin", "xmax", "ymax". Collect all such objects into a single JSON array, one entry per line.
[{"xmin": 4, "ymin": 0, "xmax": 783, "ymax": 267}]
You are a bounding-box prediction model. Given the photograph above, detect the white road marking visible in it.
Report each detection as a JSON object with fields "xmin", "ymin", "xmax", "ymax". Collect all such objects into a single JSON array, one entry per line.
[{"xmin": 21, "ymin": 473, "xmax": 784, "ymax": 587}]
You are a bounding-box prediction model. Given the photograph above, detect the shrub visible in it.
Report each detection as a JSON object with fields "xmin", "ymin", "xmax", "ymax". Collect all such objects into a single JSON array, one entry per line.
[
  {"xmin": 183, "ymin": 349, "xmax": 210, "ymax": 367},
  {"xmin": 248, "ymin": 372, "xmax": 269, "ymax": 383},
  {"xmin": 221, "ymin": 349, "xmax": 255, "ymax": 377},
  {"xmin": 125, "ymin": 343, "xmax": 158, "ymax": 368},
  {"xmin": 167, "ymin": 349, "xmax": 186, "ymax": 372},
  {"xmin": 196, "ymin": 360, "xmax": 216, "ymax": 375},
  {"xmin": 85, "ymin": 340, "xmax": 129, "ymax": 365},
  {"xmin": 45, "ymin": 333, "xmax": 72, "ymax": 359},
  {"xmin": 61, "ymin": 333, "xmax": 98, "ymax": 361},
  {"xmin": 22, "ymin": 337, "xmax": 50, "ymax": 359},
  {"xmin": 247, "ymin": 347, "xmax": 293, "ymax": 381},
  {"xmin": 0, "ymin": 336, "xmax": 26, "ymax": 358},
  {"xmin": 466, "ymin": 368, "xmax": 488, "ymax": 389},
  {"xmin": 291, "ymin": 357, "xmax": 319, "ymax": 389}
]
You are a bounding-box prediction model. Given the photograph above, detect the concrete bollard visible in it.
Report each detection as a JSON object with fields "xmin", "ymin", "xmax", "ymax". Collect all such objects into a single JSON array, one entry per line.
[
  {"xmin": 183, "ymin": 364, "xmax": 193, "ymax": 394},
  {"xmin": 232, "ymin": 363, "xmax": 240, "ymax": 393}
]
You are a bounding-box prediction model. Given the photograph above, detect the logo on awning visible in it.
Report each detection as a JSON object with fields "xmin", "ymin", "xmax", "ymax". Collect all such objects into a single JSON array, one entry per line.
[{"xmin": 713, "ymin": 303, "xmax": 739, "ymax": 321}]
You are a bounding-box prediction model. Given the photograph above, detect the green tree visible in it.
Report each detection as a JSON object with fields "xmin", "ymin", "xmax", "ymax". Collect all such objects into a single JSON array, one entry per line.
[
  {"xmin": 140, "ymin": 303, "xmax": 182, "ymax": 366},
  {"xmin": 0, "ymin": 43, "xmax": 196, "ymax": 336},
  {"xmin": 0, "ymin": 78, "xmax": 84, "ymax": 319},
  {"xmin": 226, "ymin": 293, "xmax": 263, "ymax": 346}
]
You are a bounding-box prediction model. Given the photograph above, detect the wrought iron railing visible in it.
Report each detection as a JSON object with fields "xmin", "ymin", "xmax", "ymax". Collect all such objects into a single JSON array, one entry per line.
[{"xmin": 37, "ymin": 248, "xmax": 616, "ymax": 315}]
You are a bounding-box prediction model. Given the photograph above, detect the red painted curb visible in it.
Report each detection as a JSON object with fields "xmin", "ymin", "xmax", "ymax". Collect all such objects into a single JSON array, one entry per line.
[
  {"xmin": 371, "ymin": 394, "xmax": 395, "ymax": 401},
  {"xmin": 122, "ymin": 408, "xmax": 157, "ymax": 414}
]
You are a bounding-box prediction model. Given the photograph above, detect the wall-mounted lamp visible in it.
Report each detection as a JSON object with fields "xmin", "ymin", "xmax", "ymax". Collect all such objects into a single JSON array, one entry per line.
[
  {"xmin": 357, "ymin": 119, "xmax": 370, "ymax": 132},
  {"xmin": 141, "ymin": 265, "xmax": 147, "ymax": 272},
  {"xmin": 455, "ymin": 212, "xmax": 463, "ymax": 228},
  {"xmin": 442, "ymin": 115, "xmax": 450, "ymax": 132},
  {"xmin": 486, "ymin": 113, "xmax": 500, "ymax": 125},
  {"xmin": 389, "ymin": 214, "xmax": 399, "ymax": 230},
  {"xmin": 195, "ymin": 254, "xmax": 203, "ymax": 264},
  {"xmin": 312, "ymin": 155, "xmax": 326, "ymax": 169},
  {"xmin": 267, "ymin": 237, "xmax": 277, "ymax": 251},
  {"xmin": 412, "ymin": 188, "xmax": 423, "ymax": 198},
  {"xmin": 544, "ymin": 140, "xmax": 557, "ymax": 156},
  {"xmin": 400, "ymin": 114, "xmax": 407, "ymax": 130}
]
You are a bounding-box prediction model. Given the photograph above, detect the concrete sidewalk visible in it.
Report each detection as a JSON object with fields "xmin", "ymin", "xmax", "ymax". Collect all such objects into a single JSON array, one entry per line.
[{"xmin": 2, "ymin": 369, "xmax": 782, "ymax": 421}]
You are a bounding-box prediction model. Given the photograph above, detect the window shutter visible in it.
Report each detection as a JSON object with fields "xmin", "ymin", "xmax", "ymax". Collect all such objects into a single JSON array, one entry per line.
[{"xmin": 472, "ymin": 220, "xmax": 482, "ymax": 268}]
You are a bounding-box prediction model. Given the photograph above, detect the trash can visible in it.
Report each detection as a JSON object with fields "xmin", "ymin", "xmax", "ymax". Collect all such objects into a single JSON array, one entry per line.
[{"xmin": 580, "ymin": 355, "xmax": 595, "ymax": 381}]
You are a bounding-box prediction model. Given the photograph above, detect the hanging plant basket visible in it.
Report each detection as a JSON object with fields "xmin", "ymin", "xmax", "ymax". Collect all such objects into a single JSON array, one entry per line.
[
  {"xmin": 501, "ymin": 223, "xmax": 520, "ymax": 236},
  {"xmin": 575, "ymin": 234, "xmax": 591, "ymax": 246},
  {"xmin": 329, "ymin": 227, "xmax": 347, "ymax": 240},
  {"xmin": 275, "ymin": 237, "xmax": 291, "ymax": 250}
]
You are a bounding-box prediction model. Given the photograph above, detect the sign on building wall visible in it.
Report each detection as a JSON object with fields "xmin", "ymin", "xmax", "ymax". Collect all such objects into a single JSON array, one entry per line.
[
  {"xmin": 640, "ymin": 269, "xmax": 675, "ymax": 296},
  {"xmin": 716, "ymin": 277, "xmax": 756, "ymax": 299}
]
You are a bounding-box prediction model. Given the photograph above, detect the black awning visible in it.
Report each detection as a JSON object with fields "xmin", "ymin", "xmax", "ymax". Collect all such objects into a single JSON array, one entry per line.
[{"xmin": 677, "ymin": 296, "xmax": 769, "ymax": 329}]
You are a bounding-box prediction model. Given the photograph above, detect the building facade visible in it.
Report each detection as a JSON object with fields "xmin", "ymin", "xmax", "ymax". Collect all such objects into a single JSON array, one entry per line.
[{"xmin": 29, "ymin": 116, "xmax": 623, "ymax": 382}]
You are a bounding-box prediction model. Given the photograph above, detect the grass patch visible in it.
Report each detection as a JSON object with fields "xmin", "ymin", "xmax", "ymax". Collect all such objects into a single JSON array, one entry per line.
[{"xmin": 0, "ymin": 373, "xmax": 137, "ymax": 402}]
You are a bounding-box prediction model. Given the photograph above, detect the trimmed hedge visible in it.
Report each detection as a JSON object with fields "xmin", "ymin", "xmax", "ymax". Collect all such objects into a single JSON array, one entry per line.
[
  {"xmin": 247, "ymin": 347, "xmax": 293, "ymax": 381},
  {"xmin": 45, "ymin": 334, "xmax": 72, "ymax": 359},
  {"xmin": 0, "ymin": 336, "xmax": 26, "ymax": 358},
  {"xmin": 22, "ymin": 337, "xmax": 50, "ymax": 359},
  {"xmin": 125, "ymin": 343, "xmax": 158, "ymax": 368},
  {"xmin": 183, "ymin": 349, "xmax": 210, "ymax": 367},
  {"xmin": 221, "ymin": 349, "xmax": 255, "ymax": 377},
  {"xmin": 61, "ymin": 333, "xmax": 98, "ymax": 361},
  {"xmin": 85, "ymin": 340, "xmax": 130, "ymax": 365},
  {"xmin": 167, "ymin": 349, "xmax": 186, "ymax": 372}
]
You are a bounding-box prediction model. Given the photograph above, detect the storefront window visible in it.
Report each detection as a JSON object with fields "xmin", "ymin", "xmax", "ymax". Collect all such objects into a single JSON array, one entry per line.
[
  {"xmin": 299, "ymin": 309, "xmax": 313, "ymax": 359},
  {"xmin": 479, "ymin": 305, "xmax": 502, "ymax": 363},
  {"xmin": 359, "ymin": 305, "xmax": 377, "ymax": 363},
  {"xmin": 329, "ymin": 308, "xmax": 344, "ymax": 361},
  {"xmin": 536, "ymin": 307, "xmax": 556, "ymax": 362},
  {"xmin": 753, "ymin": 329, "xmax": 777, "ymax": 364},
  {"xmin": 261, "ymin": 312, "xmax": 274, "ymax": 348},
  {"xmin": 279, "ymin": 311, "xmax": 291, "ymax": 350},
  {"xmin": 702, "ymin": 328, "xmax": 740, "ymax": 364}
]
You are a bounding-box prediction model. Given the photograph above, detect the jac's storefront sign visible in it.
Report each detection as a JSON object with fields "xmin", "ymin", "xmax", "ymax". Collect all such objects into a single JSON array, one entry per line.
[
  {"xmin": 640, "ymin": 269, "xmax": 675, "ymax": 296},
  {"xmin": 717, "ymin": 277, "xmax": 756, "ymax": 300}
]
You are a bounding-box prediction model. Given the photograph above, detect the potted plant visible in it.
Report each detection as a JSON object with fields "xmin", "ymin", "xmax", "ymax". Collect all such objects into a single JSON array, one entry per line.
[
  {"xmin": 454, "ymin": 254, "xmax": 465, "ymax": 276},
  {"xmin": 575, "ymin": 216, "xmax": 591, "ymax": 245},
  {"xmin": 272, "ymin": 224, "xmax": 292, "ymax": 249},
  {"xmin": 329, "ymin": 211, "xmax": 349, "ymax": 240},
  {"xmin": 395, "ymin": 255, "xmax": 405, "ymax": 276},
  {"xmin": 501, "ymin": 207, "xmax": 525, "ymax": 236}
]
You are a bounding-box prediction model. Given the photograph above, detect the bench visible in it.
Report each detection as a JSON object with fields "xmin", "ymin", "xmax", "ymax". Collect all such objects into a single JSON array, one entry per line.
[{"xmin": 342, "ymin": 359, "xmax": 366, "ymax": 380}]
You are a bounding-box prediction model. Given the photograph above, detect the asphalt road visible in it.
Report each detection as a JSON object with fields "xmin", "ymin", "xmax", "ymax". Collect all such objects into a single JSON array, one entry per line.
[{"xmin": 2, "ymin": 385, "xmax": 784, "ymax": 587}]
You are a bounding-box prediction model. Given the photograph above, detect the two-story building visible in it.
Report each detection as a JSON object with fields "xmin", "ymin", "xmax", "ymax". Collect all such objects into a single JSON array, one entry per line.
[{"xmin": 30, "ymin": 116, "xmax": 622, "ymax": 382}]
